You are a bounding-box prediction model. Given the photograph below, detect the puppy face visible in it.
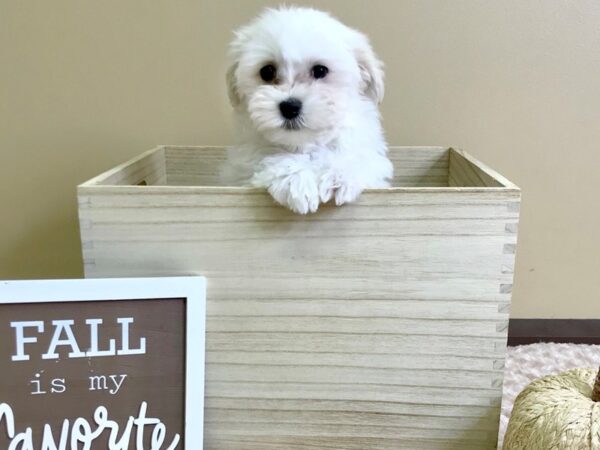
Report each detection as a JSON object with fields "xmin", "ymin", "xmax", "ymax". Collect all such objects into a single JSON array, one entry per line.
[{"xmin": 227, "ymin": 7, "xmax": 384, "ymax": 148}]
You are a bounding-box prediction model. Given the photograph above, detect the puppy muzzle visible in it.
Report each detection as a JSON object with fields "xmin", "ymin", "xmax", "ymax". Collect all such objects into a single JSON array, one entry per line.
[{"xmin": 279, "ymin": 98, "xmax": 302, "ymax": 120}]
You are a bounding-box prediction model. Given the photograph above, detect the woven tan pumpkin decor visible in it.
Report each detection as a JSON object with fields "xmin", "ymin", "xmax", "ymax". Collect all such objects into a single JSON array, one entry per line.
[{"xmin": 504, "ymin": 367, "xmax": 600, "ymax": 449}]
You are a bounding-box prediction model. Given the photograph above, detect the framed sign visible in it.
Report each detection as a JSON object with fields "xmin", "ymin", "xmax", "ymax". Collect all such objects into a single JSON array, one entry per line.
[{"xmin": 0, "ymin": 276, "xmax": 205, "ymax": 450}]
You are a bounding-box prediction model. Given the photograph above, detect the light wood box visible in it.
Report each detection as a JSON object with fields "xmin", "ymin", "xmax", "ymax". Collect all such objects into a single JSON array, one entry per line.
[{"xmin": 78, "ymin": 146, "xmax": 520, "ymax": 450}]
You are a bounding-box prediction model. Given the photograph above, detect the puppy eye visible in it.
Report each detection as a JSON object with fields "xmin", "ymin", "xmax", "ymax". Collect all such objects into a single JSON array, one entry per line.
[
  {"xmin": 311, "ymin": 64, "xmax": 329, "ymax": 79},
  {"xmin": 259, "ymin": 64, "xmax": 277, "ymax": 82}
]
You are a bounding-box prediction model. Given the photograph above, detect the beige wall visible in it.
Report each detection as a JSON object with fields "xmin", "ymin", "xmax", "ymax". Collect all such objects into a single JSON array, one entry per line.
[{"xmin": 1, "ymin": 1, "xmax": 598, "ymax": 318}]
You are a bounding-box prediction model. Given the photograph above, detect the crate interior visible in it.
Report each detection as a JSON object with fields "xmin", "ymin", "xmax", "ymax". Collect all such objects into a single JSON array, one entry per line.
[{"xmin": 86, "ymin": 146, "xmax": 511, "ymax": 188}]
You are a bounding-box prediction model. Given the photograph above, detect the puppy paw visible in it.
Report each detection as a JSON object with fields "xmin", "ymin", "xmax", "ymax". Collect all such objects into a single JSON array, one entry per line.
[
  {"xmin": 266, "ymin": 171, "xmax": 320, "ymax": 214},
  {"xmin": 318, "ymin": 170, "xmax": 341, "ymax": 203},
  {"xmin": 334, "ymin": 181, "xmax": 363, "ymax": 205},
  {"xmin": 318, "ymin": 170, "xmax": 363, "ymax": 206}
]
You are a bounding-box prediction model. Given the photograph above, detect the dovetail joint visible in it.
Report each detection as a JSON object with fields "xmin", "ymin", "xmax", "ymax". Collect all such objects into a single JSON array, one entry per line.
[
  {"xmin": 498, "ymin": 303, "xmax": 511, "ymax": 314},
  {"xmin": 507, "ymin": 202, "xmax": 520, "ymax": 213},
  {"xmin": 503, "ymin": 243, "xmax": 516, "ymax": 254},
  {"xmin": 496, "ymin": 321, "xmax": 509, "ymax": 332},
  {"xmin": 493, "ymin": 360, "xmax": 506, "ymax": 370}
]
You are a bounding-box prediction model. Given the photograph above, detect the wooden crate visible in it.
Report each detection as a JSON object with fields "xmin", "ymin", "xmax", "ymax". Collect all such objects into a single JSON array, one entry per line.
[{"xmin": 78, "ymin": 146, "xmax": 520, "ymax": 450}]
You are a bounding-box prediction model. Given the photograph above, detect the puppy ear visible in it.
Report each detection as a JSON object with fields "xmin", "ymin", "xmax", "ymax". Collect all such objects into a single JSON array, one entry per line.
[
  {"xmin": 226, "ymin": 62, "xmax": 241, "ymax": 107},
  {"xmin": 354, "ymin": 33, "xmax": 385, "ymax": 104}
]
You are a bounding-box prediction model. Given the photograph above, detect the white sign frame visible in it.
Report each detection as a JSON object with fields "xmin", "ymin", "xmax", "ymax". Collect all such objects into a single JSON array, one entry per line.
[{"xmin": 0, "ymin": 276, "xmax": 206, "ymax": 450}]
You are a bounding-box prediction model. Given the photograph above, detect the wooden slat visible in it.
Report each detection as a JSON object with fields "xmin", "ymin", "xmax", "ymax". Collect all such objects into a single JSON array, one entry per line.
[
  {"xmin": 388, "ymin": 146, "xmax": 449, "ymax": 186},
  {"xmin": 79, "ymin": 185, "xmax": 519, "ymax": 206},
  {"xmin": 84, "ymin": 147, "xmax": 167, "ymax": 186},
  {"xmin": 205, "ymin": 381, "xmax": 501, "ymax": 407},
  {"xmin": 206, "ymin": 332, "xmax": 507, "ymax": 357},
  {"xmin": 207, "ymin": 437, "xmax": 495, "ymax": 450},
  {"xmin": 204, "ymin": 422, "xmax": 497, "ymax": 440},
  {"xmin": 207, "ymin": 316, "xmax": 503, "ymax": 337},
  {"xmin": 206, "ymin": 299, "xmax": 505, "ymax": 320},
  {"xmin": 204, "ymin": 409, "xmax": 500, "ymax": 431},
  {"xmin": 165, "ymin": 146, "xmax": 226, "ymax": 186},
  {"xmin": 206, "ymin": 351, "xmax": 501, "ymax": 372},
  {"xmin": 163, "ymin": 146, "xmax": 451, "ymax": 187},
  {"xmin": 81, "ymin": 235, "xmax": 511, "ymax": 277},
  {"xmin": 205, "ymin": 364, "xmax": 502, "ymax": 390},
  {"xmin": 449, "ymin": 148, "xmax": 510, "ymax": 188},
  {"xmin": 205, "ymin": 397, "xmax": 494, "ymax": 418}
]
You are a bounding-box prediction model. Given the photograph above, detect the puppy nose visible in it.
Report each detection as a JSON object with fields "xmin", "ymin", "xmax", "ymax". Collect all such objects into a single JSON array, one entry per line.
[{"xmin": 279, "ymin": 98, "xmax": 302, "ymax": 120}]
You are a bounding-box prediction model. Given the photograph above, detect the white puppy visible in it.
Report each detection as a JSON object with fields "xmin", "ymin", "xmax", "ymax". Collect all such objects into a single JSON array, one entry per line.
[{"xmin": 221, "ymin": 7, "xmax": 393, "ymax": 214}]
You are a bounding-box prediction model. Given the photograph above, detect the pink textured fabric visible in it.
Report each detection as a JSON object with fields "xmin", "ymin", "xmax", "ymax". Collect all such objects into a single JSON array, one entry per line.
[{"xmin": 499, "ymin": 343, "xmax": 600, "ymax": 448}]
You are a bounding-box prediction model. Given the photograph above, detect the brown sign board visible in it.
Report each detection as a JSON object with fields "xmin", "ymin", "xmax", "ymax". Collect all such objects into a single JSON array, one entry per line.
[{"xmin": 0, "ymin": 277, "xmax": 205, "ymax": 450}]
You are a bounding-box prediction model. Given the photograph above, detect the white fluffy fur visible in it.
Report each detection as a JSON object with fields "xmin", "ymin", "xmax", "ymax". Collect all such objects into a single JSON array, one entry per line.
[{"xmin": 221, "ymin": 7, "xmax": 393, "ymax": 214}]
